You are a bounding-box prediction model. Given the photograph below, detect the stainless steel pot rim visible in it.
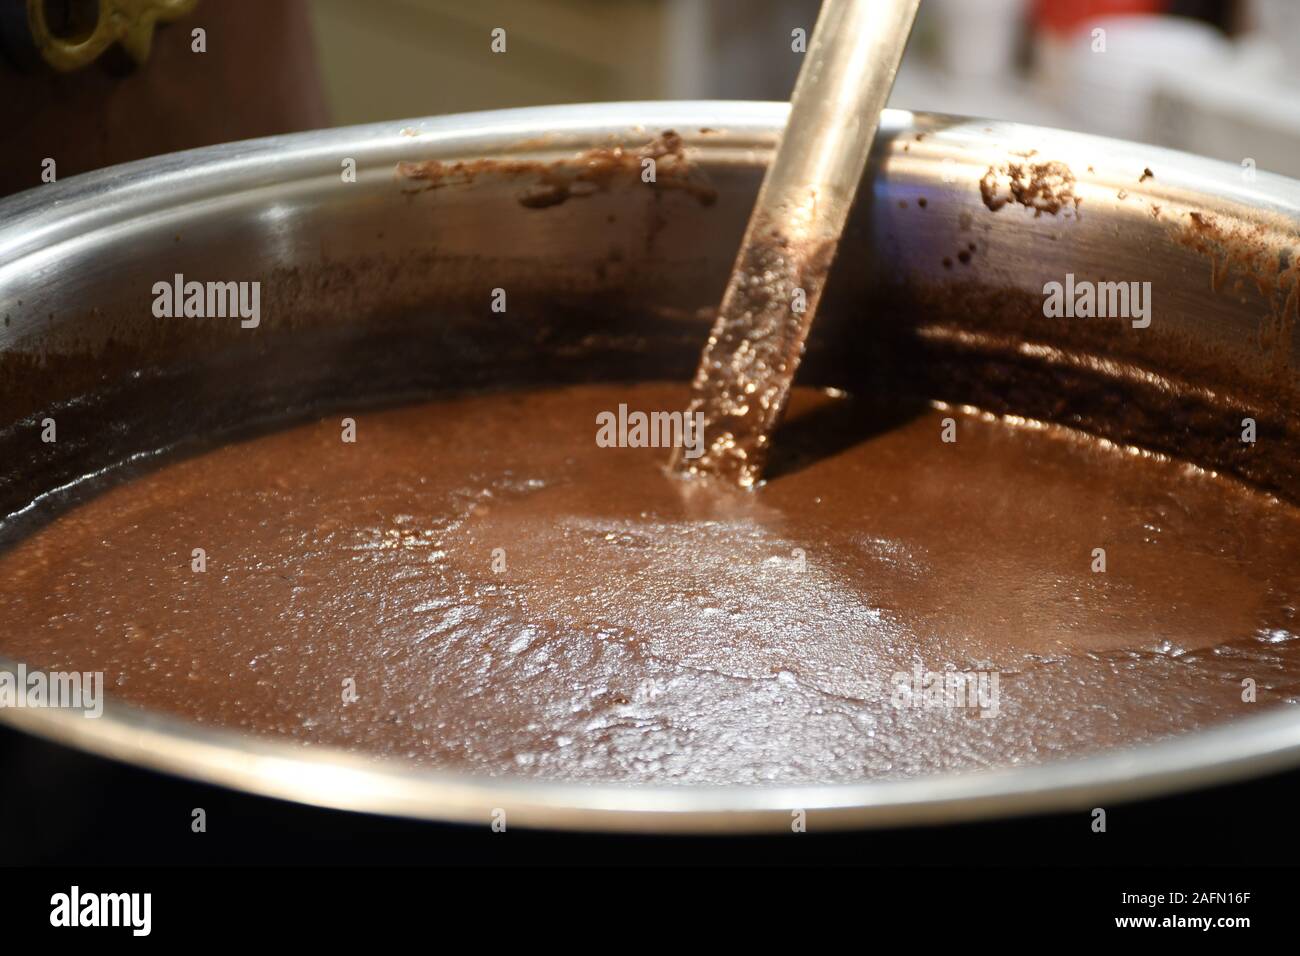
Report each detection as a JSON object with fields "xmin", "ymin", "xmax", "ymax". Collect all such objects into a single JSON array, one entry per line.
[
  {"xmin": 5, "ymin": 99, "xmax": 1299, "ymax": 261},
  {"xmin": 4, "ymin": 679, "xmax": 1300, "ymax": 832},
  {"xmin": 3, "ymin": 101, "xmax": 1299, "ymax": 833}
]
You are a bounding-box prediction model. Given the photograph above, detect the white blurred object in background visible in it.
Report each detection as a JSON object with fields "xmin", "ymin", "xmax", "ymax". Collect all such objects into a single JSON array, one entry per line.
[
  {"xmin": 928, "ymin": 0, "xmax": 1027, "ymax": 78},
  {"xmin": 1248, "ymin": 0, "xmax": 1300, "ymax": 81},
  {"xmin": 1052, "ymin": 15, "xmax": 1231, "ymax": 142},
  {"xmin": 1147, "ymin": 1, "xmax": 1300, "ymax": 178}
]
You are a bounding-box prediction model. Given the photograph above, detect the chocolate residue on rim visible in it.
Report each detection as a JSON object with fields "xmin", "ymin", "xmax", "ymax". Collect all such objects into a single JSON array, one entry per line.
[
  {"xmin": 396, "ymin": 130, "xmax": 718, "ymax": 210},
  {"xmin": 1182, "ymin": 211, "xmax": 1272, "ymax": 296},
  {"xmin": 980, "ymin": 160, "xmax": 1080, "ymax": 217},
  {"xmin": 1178, "ymin": 210, "xmax": 1300, "ymax": 373}
]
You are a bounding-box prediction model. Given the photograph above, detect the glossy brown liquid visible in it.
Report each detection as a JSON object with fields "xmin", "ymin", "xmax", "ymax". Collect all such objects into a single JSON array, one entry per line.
[{"xmin": 2, "ymin": 382, "xmax": 1297, "ymax": 784}]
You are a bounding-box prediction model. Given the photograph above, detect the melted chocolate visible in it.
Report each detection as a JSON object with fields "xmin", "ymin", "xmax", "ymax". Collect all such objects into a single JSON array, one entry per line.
[{"xmin": 1, "ymin": 383, "xmax": 1297, "ymax": 784}]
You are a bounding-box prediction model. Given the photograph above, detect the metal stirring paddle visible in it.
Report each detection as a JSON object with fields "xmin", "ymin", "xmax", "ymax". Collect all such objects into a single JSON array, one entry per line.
[{"xmin": 671, "ymin": 0, "xmax": 921, "ymax": 488}]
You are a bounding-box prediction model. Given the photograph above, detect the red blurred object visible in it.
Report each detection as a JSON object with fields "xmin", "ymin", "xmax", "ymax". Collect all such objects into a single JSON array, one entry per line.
[{"xmin": 1031, "ymin": 0, "xmax": 1168, "ymax": 36}]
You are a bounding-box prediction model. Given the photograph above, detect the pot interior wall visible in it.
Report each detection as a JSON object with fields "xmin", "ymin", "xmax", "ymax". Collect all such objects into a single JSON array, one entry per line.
[{"xmin": 1, "ymin": 108, "xmax": 1298, "ymax": 537}]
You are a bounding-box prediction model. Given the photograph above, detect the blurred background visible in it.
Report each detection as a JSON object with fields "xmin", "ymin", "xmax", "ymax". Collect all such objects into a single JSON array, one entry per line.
[
  {"xmin": 3, "ymin": 0, "xmax": 1300, "ymax": 182},
  {"xmin": 308, "ymin": 0, "xmax": 1300, "ymax": 176}
]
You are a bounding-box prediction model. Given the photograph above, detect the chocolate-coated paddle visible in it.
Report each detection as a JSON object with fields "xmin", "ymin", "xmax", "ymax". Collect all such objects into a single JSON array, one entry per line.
[{"xmin": 671, "ymin": 0, "xmax": 921, "ymax": 488}]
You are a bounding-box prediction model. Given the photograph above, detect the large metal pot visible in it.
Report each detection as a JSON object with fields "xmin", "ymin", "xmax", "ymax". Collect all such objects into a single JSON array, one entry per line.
[{"xmin": 1, "ymin": 101, "xmax": 1297, "ymax": 831}]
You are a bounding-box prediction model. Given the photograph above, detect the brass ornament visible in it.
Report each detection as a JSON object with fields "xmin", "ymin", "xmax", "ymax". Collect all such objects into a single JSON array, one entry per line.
[{"xmin": 27, "ymin": 0, "xmax": 198, "ymax": 71}]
